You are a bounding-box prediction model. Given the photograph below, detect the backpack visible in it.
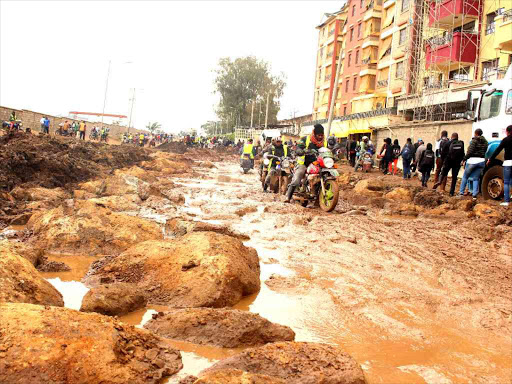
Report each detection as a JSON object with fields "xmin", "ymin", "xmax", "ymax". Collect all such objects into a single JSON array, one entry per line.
[
  {"xmin": 402, "ymin": 145, "xmax": 412, "ymax": 161},
  {"xmin": 449, "ymin": 140, "xmax": 464, "ymax": 161},
  {"xmin": 421, "ymin": 150, "xmax": 435, "ymax": 168},
  {"xmin": 393, "ymin": 146, "xmax": 401, "ymax": 159}
]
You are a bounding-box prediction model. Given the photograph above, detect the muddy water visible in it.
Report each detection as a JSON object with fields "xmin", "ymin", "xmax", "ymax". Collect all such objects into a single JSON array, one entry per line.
[{"xmin": 38, "ymin": 159, "xmax": 512, "ymax": 383}]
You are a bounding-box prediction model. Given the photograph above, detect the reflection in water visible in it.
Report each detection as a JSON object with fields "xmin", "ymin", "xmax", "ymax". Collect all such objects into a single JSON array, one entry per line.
[{"xmin": 47, "ymin": 278, "xmax": 89, "ymax": 310}]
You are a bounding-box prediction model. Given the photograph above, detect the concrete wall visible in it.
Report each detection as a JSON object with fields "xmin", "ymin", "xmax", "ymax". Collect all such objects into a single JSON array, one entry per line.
[{"xmin": 0, "ymin": 106, "xmax": 148, "ymax": 138}]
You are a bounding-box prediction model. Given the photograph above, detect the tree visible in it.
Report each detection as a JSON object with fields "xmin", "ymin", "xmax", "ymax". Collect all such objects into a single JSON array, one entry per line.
[
  {"xmin": 213, "ymin": 56, "xmax": 286, "ymax": 130},
  {"xmin": 146, "ymin": 122, "xmax": 161, "ymax": 133}
]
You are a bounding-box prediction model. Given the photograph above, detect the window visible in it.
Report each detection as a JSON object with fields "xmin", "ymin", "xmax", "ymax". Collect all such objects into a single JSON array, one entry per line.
[
  {"xmin": 395, "ymin": 61, "xmax": 404, "ymax": 78},
  {"xmin": 350, "ymin": 27, "xmax": 354, "ymax": 41},
  {"xmin": 343, "ymin": 106, "xmax": 347, "ymax": 115},
  {"xmin": 401, "ymin": 0, "xmax": 409, "ymax": 12},
  {"xmin": 355, "ymin": 50, "xmax": 359, "ymax": 63},
  {"xmin": 482, "ymin": 59, "xmax": 499, "ymax": 80},
  {"xmin": 346, "ymin": 80, "xmax": 350, "ymax": 92},
  {"xmin": 449, "ymin": 67, "xmax": 470, "ymax": 81},
  {"xmin": 478, "ymin": 90, "xmax": 503, "ymax": 120},
  {"xmin": 361, "ymin": 0, "xmax": 364, "ymax": 8},
  {"xmin": 399, "ymin": 28, "xmax": 407, "ymax": 45},
  {"xmin": 506, "ymin": 90, "xmax": 512, "ymax": 115},
  {"xmin": 352, "ymin": 5, "xmax": 356, "ymax": 16},
  {"xmin": 353, "ymin": 77, "xmax": 357, "ymax": 90},
  {"xmin": 348, "ymin": 53, "xmax": 352, "ymax": 66},
  {"xmin": 486, "ymin": 12, "xmax": 496, "ymax": 35}
]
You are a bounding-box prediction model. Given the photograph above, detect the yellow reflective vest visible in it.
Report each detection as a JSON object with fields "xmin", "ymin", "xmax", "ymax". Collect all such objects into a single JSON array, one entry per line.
[
  {"xmin": 297, "ymin": 136, "xmax": 327, "ymax": 165},
  {"xmin": 241, "ymin": 143, "xmax": 254, "ymax": 159}
]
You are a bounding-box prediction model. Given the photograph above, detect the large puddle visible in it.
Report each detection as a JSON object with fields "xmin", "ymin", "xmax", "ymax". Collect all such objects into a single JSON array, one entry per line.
[{"xmin": 34, "ymin": 162, "xmax": 512, "ymax": 384}]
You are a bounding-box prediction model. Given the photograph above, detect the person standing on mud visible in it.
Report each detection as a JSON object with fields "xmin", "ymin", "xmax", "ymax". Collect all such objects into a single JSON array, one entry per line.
[
  {"xmin": 347, "ymin": 138, "xmax": 357, "ymax": 167},
  {"xmin": 263, "ymin": 137, "xmax": 287, "ymax": 192},
  {"xmin": 389, "ymin": 139, "xmax": 401, "ymax": 175},
  {"xmin": 40, "ymin": 116, "xmax": 46, "ymax": 132},
  {"xmin": 434, "ymin": 132, "xmax": 465, "ymax": 196},
  {"xmin": 418, "ymin": 143, "xmax": 435, "ymax": 187},
  {"xmin": 401, "ymin": 138, "xmax": 414, "ymax": 179},
  {"xmin": 43, "ymin": 117, "xmax": 50, "ymax": 134},
  {"xmin": 380, "ymin": 138, "xmax": 393, "ymax": 175},
  {"xmin": 457, "ymin": 128, "xmax": 487, "ymax": 199},
  {"xmin": 79, "ymin": 121, "xmax": 86, "ymax": 140},
  {"xmin": 434, "ymin": 130, "xmax": 449, "ymax": 184},
  {"xmin": 285, "ymin": 124, "xmax": 326, "ymax": 203}
]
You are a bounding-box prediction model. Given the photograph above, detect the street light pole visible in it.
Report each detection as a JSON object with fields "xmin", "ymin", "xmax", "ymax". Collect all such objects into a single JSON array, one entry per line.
[
  {"xmin": 101, "ymin": 60, "xmax": 111, "ymax": 129},
  {"xmin": 264, "ymin": 91, "xmax": 271, "ymax": 129},
  {"xmin": 326, "ymin": 46, "xmax": 343, "ymax": 138},
  {"xmin": 128, "ymin": 88, "xmax": 135, "ymax": 133}
]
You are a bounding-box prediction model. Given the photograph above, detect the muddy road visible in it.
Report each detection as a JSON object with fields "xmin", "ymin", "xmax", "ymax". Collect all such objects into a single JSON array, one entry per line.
[{"xmin": 2, "ymin": 142, "xmax": 511, "ymax": 383}]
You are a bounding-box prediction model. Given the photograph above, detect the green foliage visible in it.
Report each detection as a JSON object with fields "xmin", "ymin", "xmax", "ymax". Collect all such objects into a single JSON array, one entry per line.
[
  {"xmin": 146, "ymin": 122, "xmax": 162, "ymax": 133},
  {"xmin": 213, "ymin": 56, "xmax": 286, "ymax": 130}
]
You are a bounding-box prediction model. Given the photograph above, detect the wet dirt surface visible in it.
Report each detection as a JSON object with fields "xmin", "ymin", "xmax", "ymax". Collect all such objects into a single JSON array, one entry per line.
[{"xmin": 27, "ymin": 153, "xmax": 512, "ymax": 384}]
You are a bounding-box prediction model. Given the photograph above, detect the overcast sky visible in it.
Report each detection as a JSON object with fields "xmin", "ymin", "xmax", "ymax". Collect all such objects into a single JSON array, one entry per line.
[{"xmin": 0, "ymin": 1, "xmax": 341, "ymax": 133}]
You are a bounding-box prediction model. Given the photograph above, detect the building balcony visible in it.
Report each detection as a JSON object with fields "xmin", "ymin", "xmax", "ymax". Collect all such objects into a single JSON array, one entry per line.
[
  {"xmin": 494, "ymin": 10, "xmax": 512, "ymax": 51},
  {"xmin": 376, "ymin": 79, "xmax": 389, "ymax": 88},
  {"xmin": 364, "ymin": 8, "xmax": 382, "ymax": 21},
  {"xmin": 362, "ymin": 35, "xmax": 380, "ymax": 48},
  {"xmin": 428, "ymin": 0, "xmax": 480, "ymax": 29},
  {"xmin": 425, "ymin": 32, "xmax": 478, "ymax": 68},
  {"xmin": 366, "ymin": 0, "xmax": 383, "ymax": 11},
  {"xmin": 359, "ymin": 63, "xmax": 377, "ymax": 77}
]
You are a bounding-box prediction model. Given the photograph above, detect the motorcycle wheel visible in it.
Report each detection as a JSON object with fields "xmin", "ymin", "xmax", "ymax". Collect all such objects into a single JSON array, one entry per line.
[
  {"xmin": 279, "ymin": 176, "xmax": 289, "ymax": 195},
  {"xmin": 243, "ymin": 168, "xmax": 249, "ymax": 174},
  {"xmin": 319, "ymin": 179, "xmax": 339, "ymax": 212}
]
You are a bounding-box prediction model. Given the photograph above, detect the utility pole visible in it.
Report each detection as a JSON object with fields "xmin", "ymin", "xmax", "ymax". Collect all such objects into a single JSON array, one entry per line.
[
  {"xmin": 128, "ymin": 88, "xmax": 135, "ymax": 133},
  {"xmin": 250, "ymin": 101, "xmax": 254, "ymax": 128},
  {"xmin": 264, "ymin": 91, "xmax": 271, "ymax": 128},
  {"xmin": 101, "ymin": 60, "xmax": 111, "ymax": 129},
  {"xmin": 259, "ymin": 102, "xmax": 262, "ymax": 126},
  {"xmin": 326, "ymin": 47, "xmax": 343, "ymax": 138}
]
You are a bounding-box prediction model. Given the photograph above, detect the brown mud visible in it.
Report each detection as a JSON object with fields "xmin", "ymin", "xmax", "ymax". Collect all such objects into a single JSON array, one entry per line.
[{"xmin": 2, "ymin": 145, "xmax": 511, "ymax": 383}]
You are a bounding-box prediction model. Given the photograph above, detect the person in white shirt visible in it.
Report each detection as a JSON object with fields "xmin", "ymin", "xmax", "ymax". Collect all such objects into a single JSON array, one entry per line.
[{"xmin": 40, "ymin": 117, "xmax": 45, "ymax": 132}]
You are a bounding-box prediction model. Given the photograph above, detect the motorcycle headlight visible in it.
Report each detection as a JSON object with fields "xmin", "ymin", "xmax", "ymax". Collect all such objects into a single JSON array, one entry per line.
[
  {"xmin": 323, "ymin": 157, "xmax": 334, "ymax": 168},
  {"xmin": 282, "ymin": 159, "xmax": 290, "ymax": 168},
  {"xmin": 263, "ymin": 158, "xmax": 270, "ymax": 165}
]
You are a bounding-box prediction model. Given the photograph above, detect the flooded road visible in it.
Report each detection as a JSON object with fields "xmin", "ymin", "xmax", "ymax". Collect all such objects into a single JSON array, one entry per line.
[{"xmin": 42, "ymin": 159, "xmax": 512, "ymax": 384}]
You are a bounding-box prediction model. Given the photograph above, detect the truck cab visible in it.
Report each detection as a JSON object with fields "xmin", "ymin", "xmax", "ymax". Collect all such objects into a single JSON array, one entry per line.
[{"xmin": 466, "ymin": 65, "xmax": 512, "ymax": 199}]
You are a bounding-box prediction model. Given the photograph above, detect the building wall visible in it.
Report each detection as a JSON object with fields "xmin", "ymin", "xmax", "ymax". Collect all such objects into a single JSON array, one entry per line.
[{"xmin": 0, "ymin": 106, "xmax": 148, "ymax": 138}]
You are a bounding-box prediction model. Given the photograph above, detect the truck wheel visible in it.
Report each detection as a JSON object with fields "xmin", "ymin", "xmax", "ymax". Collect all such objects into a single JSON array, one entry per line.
[{"xmin": 482, "ymin": 165, "xmax": 504, "ymax": 200}]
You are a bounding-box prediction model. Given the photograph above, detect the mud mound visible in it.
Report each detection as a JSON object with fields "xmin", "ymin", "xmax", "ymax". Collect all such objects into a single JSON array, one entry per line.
[
  {"xmin": 0, "ymin": 303, "xmax": 182, "ymax": 384},
  {"xmin": 157, "ymin": 141, "xmax": 188, "ymax": 154},
  {"xmin": 202, "ymin": 342, "xmax": 367, "ymax": 384},
  {"xmin": 145, "ymin": 308, "xmax": 295, "ymax": 347},
  {"xmin": 182, "ymin": 370, "xmax": 286, "ymax": 384},
  {"xmin": 85, "ymin": 232, "xmax": 260, "ymax": 307},
  {"xmin": 0, "ymin": 240, "xmax": 63, "ymax": 306},
  {"xmin": 0, "ymin": 132, "xmax": 149, "ymax": 192},
  {"xmin": 80, "ymin": 283, "xmax": 147, "ymax": 316},
  {"xmin": 413, "ymin": 189, "xmax": 447, "ymax": 207}
]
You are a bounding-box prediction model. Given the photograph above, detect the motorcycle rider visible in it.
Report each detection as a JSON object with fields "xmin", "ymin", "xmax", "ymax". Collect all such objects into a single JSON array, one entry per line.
[
  {"xmin": 263, "ymin": 136, "xmax": 288, "ymax": 192},
  {"xmin": 354, "ymin": 136, "xmax": 374, "ymax": 171},
  {"xmin": 285, "ymin": 124, "xmax": 327, "ymax": 203},
  {"xmin": 240, "ymin": 138, "xmax": 255, "ymax": 168}
]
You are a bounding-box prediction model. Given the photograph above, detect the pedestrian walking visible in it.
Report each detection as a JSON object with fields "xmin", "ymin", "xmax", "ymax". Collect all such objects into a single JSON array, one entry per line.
[
  {"xmin": 401, "ymin": 138, "xmax": 414, "ymax": 179},
  {"xmin": 388, "ymin": 139, "xmax": 401, "ymax": 175},
  {"xmin": 434, "ymin": 130, "xmax": 449, "ymax": 184},
  {"xmin": 79, "ymin": 121, "xmax": 86, "ymax": 140},
  {"xmin": 487, "ymin": 126, "xmax": 512, "ymax": 206},
  {"xmin": 43, "ymin": 117, "xmax": 50, "ymax": 134},
  {"xmin": 434, "ymin": 132, "xmax": 465, "ymax": 196},
  {"xmin": 418, "ymin": 143, "xmax": 435, "ymax": 187},
  {"xmin": 457, "ymin": 129, "xmax": 488, "ymax": 199}
]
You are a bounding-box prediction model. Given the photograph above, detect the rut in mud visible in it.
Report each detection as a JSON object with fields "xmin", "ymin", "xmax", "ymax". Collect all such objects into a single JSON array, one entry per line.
[{"xmin": 1, "ymin": 142, "xmax": 511, "ymax": 384}]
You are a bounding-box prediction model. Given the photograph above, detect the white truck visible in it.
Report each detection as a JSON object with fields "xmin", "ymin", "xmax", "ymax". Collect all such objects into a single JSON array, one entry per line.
[{"xmin": 466, "ymin": 65, "xmax": 512, "ymax": 200}]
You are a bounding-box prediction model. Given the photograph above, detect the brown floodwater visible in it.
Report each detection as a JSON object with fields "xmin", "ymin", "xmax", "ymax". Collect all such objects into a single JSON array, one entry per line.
[{"xmin": 40, "ymin": 160, "xmax": 512, "ymax": 384}]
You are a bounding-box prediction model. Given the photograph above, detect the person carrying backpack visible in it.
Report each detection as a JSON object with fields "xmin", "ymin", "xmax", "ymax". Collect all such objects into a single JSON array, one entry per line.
[
  {"xmin": 401, "ymin": 138, "xmax": 414, "ymax": 179},
  {"xmin": 418, "ymin": 143, "xmax": 435, "ymax": 187},
  {"xmin": 388, "ymin": 139, "xmax": 401, "ymax": 175},
  {"xmin": 457, "ymin": 128, "xmax": 488, "ymax": 199},
  {"xmin": 434, "ymin": 130, "xmax": 449, "ymax": 184},
  {"xmin": 434, "ymin": 132, "xmax": 465, "ymax": 196}
]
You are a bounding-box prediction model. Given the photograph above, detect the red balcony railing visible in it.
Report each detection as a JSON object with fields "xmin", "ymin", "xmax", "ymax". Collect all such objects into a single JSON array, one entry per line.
[
  {"xmin": 429, "ymin": 0, "xmax": 480, "ymax": 28},
  {"xmin": 425, "ymin": 31, "xmax": 478, "ymax": 68}
]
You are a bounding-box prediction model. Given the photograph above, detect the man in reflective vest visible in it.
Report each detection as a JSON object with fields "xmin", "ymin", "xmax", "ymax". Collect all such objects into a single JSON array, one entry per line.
[
  {"xmin": 285, "ymin": 124, "xmax": 327, "ymax": 203},
  {"xmin": 240, "ymin": 139, "xmax": 255, "ymax": 168},
  {"xmin": 263, "ymin": 137, "xmax": 288, "ymax": 192}
]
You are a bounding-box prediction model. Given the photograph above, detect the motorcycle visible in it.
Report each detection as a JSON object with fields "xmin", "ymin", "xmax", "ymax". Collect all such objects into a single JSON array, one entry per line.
[
  {"xmin": 241, "ymin": 153, "xmax": 253, "ymax": 174},
  {"xmin": 355, "ymin": 150, "xmax": 373, "ymax": 172},
  {"xmin": 89, "ymin": 130, "xmax": 99, "ymax": 141},
  {"xmin": 292, "ymin": 148, "xmax": 340, "ymax": 212},
  {"xmin": 100, "ymin": 133, "xmax": 109, "ymax": 143},
  {"xmin": 277, "ymin": 156, "xmax": 293, "ymax": 195}
]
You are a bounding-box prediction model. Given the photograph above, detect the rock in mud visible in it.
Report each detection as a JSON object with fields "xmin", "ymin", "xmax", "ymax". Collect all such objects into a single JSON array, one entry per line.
[
  {"xmin": 27, "ymin": 200, "xmax": 162, "ymax": 255},
  {"xmin": 165, "ymin": 219, "xmax": 249, "ymax": 240},
  {"xmin": 202, "ymin": 342, "xmax": 367, "ymax": 384},
  {"xmin": 0, "ymin": 303, "xmax": 182, "ymax": 384},
  {"xmin": 353, "ymin": 179, "xmax": 385, "ymax": 197},
  {"xmin": 473, "ymin": 203, "xmax": 499, "ymax": 219},
  {"xmin": 183, "ymin": 370, "xmax": 286, "ymax": 384},
  {"xmin": 80, "ymin": 174, "xmax": 148, "ymax": 198},
  {"xmin": 385, "ymin": 187, "xmax": 413, "ymax": 202},
  {"xmin": 142, "ymin": 157, "xmax": 189, "ymax": 175},
  {"xmin": 413, "ymin": 189, "xmax": 446, "ymax": 207},
  {"xmin": 0, "ymin": 240, "xmax": 43, "ymax": 266},
  {"xmin": 36, "ymin": 260, "xmax": 71, "ymax": 272},
  {"xmin": 86, "ymin": 232, "xmax": 260, "ymax": 307},
  {"xmin": 88, "ymin": 194, "xmax": 142, "ymax": 212},
  {"xmin": 235, "ymin": 206, "xmax": 258, "ymax": 217},
  {"xmin": 10, "ymin": 186, "xmax": 70, "ymax": 202},
  {"xmin": 0, "ymin": 241, "xmax": 63, "ymax": 306},
  {"xmin": 80, "ymin": 282, "xmax": 147, "ymax": 316},
  {"xmin": 145, "ymin": 308, "xmax": 295, "ymax": 347}
]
